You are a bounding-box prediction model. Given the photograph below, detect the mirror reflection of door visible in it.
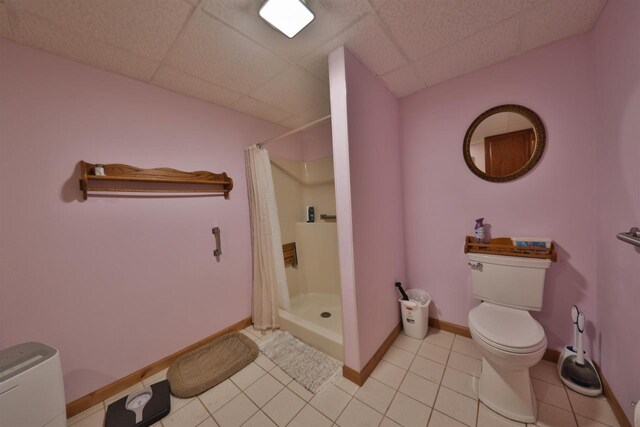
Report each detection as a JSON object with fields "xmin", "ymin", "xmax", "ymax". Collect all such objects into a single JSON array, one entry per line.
[{"xmin": 484, "ymin": 128, "xmax": 534, "ymax": 176}]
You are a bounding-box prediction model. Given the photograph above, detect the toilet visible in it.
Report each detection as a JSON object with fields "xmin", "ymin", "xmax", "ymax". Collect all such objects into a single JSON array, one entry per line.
[{"xmin": 467, "ymin": 253, "xmax": 551, "ymax": 423}]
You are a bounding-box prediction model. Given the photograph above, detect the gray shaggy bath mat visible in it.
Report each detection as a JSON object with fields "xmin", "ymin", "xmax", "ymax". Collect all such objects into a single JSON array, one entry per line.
[
  {"xmin": 167, "ymin": 332, "xmax": 258, "ymax": 398},
  {"xmin": 260, "ymin": 332, "xmax": 341, "ymax": 393}
]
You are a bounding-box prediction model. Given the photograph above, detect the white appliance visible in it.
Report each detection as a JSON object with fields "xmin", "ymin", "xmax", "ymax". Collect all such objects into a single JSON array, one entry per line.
[
  {"xmin": 0, "ymin": 342, "xmax": 67, "ymax": 427},
  {"xmin": 467, "ymin": 253, "xmax": 551, "ymax": 423}
]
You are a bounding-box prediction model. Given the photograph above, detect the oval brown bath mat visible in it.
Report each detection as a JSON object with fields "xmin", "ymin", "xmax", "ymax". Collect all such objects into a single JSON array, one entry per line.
[{"xmin": 167, "ymin": 332, "xmax": 258, "ymax": 398}]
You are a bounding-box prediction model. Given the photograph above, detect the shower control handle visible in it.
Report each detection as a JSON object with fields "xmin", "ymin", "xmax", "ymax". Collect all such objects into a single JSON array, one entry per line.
[{"xmin": 468, "ymin": 261, "xmax": 483, "ymax": 271}]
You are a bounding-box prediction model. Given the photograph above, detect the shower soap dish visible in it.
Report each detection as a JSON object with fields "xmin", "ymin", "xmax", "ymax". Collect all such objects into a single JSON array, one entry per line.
[{"xmin": 104, "ymin": 380, "xmax": 171, "ymax": 427}]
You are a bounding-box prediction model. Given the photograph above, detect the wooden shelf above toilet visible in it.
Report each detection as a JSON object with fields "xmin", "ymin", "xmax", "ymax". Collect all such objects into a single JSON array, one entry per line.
[
  {"xmin": 79, "ymin": 161, "xmax": 233, "ymax": 200},
  {"xmin": 464, "ymin": 236, "xmax": 557, "ymax": 262}
]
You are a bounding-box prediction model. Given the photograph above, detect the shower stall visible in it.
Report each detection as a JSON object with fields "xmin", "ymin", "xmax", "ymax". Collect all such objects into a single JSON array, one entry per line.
[{"xmin": 265, "ymin": 117, "xmax": 343, "ymax": 361}]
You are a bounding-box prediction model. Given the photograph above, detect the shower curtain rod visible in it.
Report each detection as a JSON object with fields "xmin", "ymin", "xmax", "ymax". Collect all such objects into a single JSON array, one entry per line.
[{"xmin": 257, "ymin": 115, "xmax": 331, "ymax": 148}]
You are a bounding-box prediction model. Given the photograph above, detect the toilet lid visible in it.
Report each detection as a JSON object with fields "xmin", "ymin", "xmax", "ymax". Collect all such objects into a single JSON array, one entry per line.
[{"xmin": 469, "ymin": 303, "xmax": 546, "ymax": 352}]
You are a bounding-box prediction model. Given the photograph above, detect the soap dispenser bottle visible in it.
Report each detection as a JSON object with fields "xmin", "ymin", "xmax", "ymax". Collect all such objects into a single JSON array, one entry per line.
[{"xmin": 474, "ymin": 218, "xmax": 485, "ymax": 243}]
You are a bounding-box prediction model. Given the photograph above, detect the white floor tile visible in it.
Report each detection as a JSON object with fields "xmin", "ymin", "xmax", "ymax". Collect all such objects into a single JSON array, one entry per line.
[
  {"xmin": 409, "ymin": 355, "xmax": 445, "ymax": 384},
  {"xmin": 576, "ymin": 414, "xmax": 614, "ymax": 427},
  {"xmin": 336, "ymin": 398, "xmax": 384, "ymax": 427},
  {"xmin": 441, "ymin": 367, "xmax": 478, "ymax": 400},
  {"xmin": 288, "ymin": 380, "xmax": 314, "ymax": 401},
  {"xmin": 197, "ymin": 417, "xmax": 218, "ymax": 427},
  {"xmin": 241, "ymin": 410, "xmax": 277, "ymax": 427},
  {"xmin": 384, "ymin": 345, "xmax": 416, "ymax": 369},
  {"xmin": 163, "ymin": 399, "xmax": 210, "ymax": 427},
  {"xmin": 245, "ymin": 374, "xmax": 284, "ymax": 407},
  {"xmin": 434, "ymin": 387, "xmax": 478, "ymax": 426},
  {"xmin": 213, "ymin": 393, "xmax": 258, "ymax": 427},
  {"xmin": 230, "ymin": 363, "xmax": 266, "ymax": 390},
  {"xmin": 535, "ymin": 401, "xmax": 577, "ymax": 427},
  {"xmin": 447, "ymin": 352, "xmax": 482, "ymax": 377},
  {"xmin": 380, "ymin": 416, "xmax": 402, "ymax": 427},
  {"xmin": 68, "ymin": 403, "xmax": 104, "ymax": 425},
  {"xmin": 394, "ymin": 334, "xmax": 423, "ymax": 353},
  {"xmin": 399, "ymin": 372, "xmax": 439, "ymax": 407},
  {"xmin": 428, "ymin": 410, "xmax": 466, "ymax": 427},
  {"xmin": 477, "ymin": 403, "xmax": 526, "ymax": 426},
  {"xmin": 566, "ymin": 390, "xmax": 619, "ymax": 427},
  {"xmin": 199, "ymin": 379, "xmax": 241, "ymax": 414},
  {"xmin": 170, "ymin": 394, "xmax": 195, "ymax": 415},
  {"xmin": 423, "ymin": 329, "xmax": 455, "ymax": 350},
  {"xmin": 386, "ymin": 392, "xmax": 432, "ymax": 427},
  {"xmin": 255, "ymin": 354, "xmax": 276, "ymax": 371},
  {"xmin": 288, "ymin": 404, "xmax": 333, "ymax": 427},
  {"xmin": 371, "ymin": 360, "xmax": 407, "ymax": 389},
  {"xmin": 451, "ymin": 336, "xmax": 482, "ymax": 360},
  {"xmin": 71, "ymin": 409, "xmax": 105, "ymax": 427},
  {"xmin": 262, "ymin": 388, "xmax": 306, "ymax": 426},
  {"xmin": 142, "ymin": 368, "xmax": 169, "ymax": 387},
  {"xmin": 417, "ymin": 341, "xmax": 450, "ymax": 365},
  {"xmin": 532, "ymin": 378, "xmax": 571, "ymax": 411},
  {"xmin": 530, "ymin": 360, "xmax": 563, "ymax": 386},
  {"xmin": 334, "ymin": 375, "xmax": 360, "ymax": 395},
  {"xmin": 269, "ymin": 366, "xmax": 293, "ymax": 386},
  {"xmin": 355, "ymin": 378, "xmax": 396, "ymax": 414},
  {"xmin": 310, "ymin": 384, "xmax": 352, "ymax": 421}
]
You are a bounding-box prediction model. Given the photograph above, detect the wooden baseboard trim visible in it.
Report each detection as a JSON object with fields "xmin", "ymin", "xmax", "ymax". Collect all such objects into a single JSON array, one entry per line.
[
  {"xmin": 594, "ymin": 362, "xmax": 632, "ymax": 427},
  {"xmin": 428, "ymin": 317, "xmax": 471, "ymax": 338},
  {"xmin": 66, "ymin": 316, "xmax": 252, "ymax": 418},
  {"xmin": 342, "ymin": 323, "xmax": 402, "ymax": 386}
]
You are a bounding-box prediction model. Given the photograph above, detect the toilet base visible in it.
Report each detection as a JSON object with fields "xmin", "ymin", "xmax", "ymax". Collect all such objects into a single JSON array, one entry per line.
[{"xmin": 478, "ymin": 358, "xmax": 538, "ymax": 423}]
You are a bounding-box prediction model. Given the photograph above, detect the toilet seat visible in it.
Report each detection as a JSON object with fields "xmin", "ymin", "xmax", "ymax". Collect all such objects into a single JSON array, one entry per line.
[{"xmin": 469, "ymin": 302, "xmax": 546, "ymax": 354}]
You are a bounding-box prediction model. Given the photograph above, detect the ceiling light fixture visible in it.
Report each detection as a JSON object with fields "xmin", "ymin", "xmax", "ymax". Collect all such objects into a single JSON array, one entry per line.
[{"xmin": 259, "ymin": 0, "xmax": 315, "ymax": 39}]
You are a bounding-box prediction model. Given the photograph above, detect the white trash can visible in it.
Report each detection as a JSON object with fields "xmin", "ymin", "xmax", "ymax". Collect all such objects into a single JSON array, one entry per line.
[{"xmin": 399, "ymin": 289, "xmax": 431, "ymax": 339}]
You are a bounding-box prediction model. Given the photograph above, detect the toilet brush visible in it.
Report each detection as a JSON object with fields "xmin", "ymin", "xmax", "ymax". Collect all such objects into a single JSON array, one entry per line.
[{"xmin": 558, "ymin": 307, "xmax": 602, "ymax": 396}]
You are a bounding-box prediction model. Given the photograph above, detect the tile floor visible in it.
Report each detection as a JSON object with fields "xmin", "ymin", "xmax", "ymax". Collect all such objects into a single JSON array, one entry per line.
[{"xmin": 67, "ymin": 327, "xmax": 621, "ymax": 427}]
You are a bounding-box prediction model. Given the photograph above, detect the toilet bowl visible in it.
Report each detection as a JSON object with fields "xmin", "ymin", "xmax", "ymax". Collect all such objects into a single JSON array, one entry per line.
[{"xmin": 469, "ymin": 302, "xmax": 547, "ymax": 423}]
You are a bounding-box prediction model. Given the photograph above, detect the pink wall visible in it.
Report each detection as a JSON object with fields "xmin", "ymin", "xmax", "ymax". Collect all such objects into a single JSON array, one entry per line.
[
  {"xmin": 592, "ymin": 0, "xmax": 640, "ymax": 420},
  {"xmin": 0, "ymin": 39, "xmax": 286, "ymax": 402},
  {"xmin": 343, "ymin": 48, "xmax": 406, "ymax": 368},
  {"xmin": 302, "ymin": 121, "xmax": 333, "ymax": 161},
  {"xmin": 400, "ymin": 35, "xmax": 598, "ymax": 355}
]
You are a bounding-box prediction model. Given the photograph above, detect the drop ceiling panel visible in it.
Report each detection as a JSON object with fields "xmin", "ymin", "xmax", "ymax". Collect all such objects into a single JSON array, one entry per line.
[
  {"xmin": 12, "ymin": 11, "xmax": 160, "ymax": 81},
  {"xmin": 251, "ymin": 66, "xmax": 329, "ymax": 115},
  {"xmin": 152, "ymin": 66, "xmax": 243, "ymax": 106},
  {"xmin": 166, "ymin": 9, "xmax": 287, "ymax": 94},
  {"xmin": 519, "ymin": 0, "xmax": 605, "ymax": 53},
  {"xmin": 413, "ymin": 17, "xmax": 519, "ymax": 87},
  {"xmin": 203, "ymin": 0, "xmax": 370, "ymax": 62},
  {"xmin": 372, "ymin": 0, "xmax": 522, "ymax": 60},
  {"xmin": 230, "ymin": 96, "xmax": 291, "ymax": 123},
  {"xmin": 279, "ymin": 115, "xmax": 310, "ymax": 129},
  {"xmin": 7, "ymin": 0, "xmax": 194, "ymax": 61},
  {"xmin": 381, "ymin": 65, "xmax": 424, "ymax": 97},
  {"xmin": 0, "ymin": 0, "xmax": 609, "ymax": 127}
]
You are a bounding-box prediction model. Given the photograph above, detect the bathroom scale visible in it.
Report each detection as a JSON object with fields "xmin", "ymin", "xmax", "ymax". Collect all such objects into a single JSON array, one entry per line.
[{"xmin": 104, "ymin": 380, "xmax": 171, "ymax": 427}]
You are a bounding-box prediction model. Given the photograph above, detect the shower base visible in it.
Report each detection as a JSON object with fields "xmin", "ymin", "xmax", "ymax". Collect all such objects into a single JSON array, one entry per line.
[{"xmin": 279, "ymin": 293, "xmax": 343, "ymax": 361}]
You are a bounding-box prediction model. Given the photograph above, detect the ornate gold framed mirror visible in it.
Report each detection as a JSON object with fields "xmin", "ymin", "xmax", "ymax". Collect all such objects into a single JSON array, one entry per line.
[{"xmin": 463, "ymin": 104, "xmax": 546, "ymax": 182}]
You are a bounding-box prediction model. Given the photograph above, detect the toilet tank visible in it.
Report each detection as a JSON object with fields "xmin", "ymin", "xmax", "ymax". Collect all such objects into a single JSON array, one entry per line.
[{"xmin": 468, "ymin": 253, "xmax": 551, "ymax": 311}]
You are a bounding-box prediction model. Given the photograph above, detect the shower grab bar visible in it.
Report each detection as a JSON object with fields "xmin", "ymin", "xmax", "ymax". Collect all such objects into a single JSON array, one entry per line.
[
  {"xmin": 212, "ymin": 227, "xmax": 222, "ymax": 260},
  {"xmin": 616, "ymin": 227, "xmax": 640, "ymax": 247},
  {"xmin": 320, "ymin": 214, "xmax": 336, "ymax": 220}
]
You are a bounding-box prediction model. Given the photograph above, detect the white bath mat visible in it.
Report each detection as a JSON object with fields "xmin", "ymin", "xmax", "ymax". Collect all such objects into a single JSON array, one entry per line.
[{"xmin": 260, "ymin": 332, "xmax": 341, "ymax": 393}]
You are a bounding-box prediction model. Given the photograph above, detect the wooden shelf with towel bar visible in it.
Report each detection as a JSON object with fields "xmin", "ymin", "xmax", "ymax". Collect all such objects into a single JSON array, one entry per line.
[
  {"xmin": 464, "ymin": 236, "xmax": 557, "ymax": 262},
  {"xmin": 79, "ymin": 161, "xmax": 233, "ymax": 200}
]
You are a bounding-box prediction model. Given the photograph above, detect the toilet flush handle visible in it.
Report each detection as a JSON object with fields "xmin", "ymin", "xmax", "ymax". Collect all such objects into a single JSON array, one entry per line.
[{"xmin": 468, "ymin": 261, "xmax": 483, "ymax": 271}]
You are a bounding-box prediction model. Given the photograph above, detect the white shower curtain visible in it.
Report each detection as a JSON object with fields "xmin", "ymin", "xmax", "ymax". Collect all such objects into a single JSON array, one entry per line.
[{"xmin": 245, "ymin": 145, "xmax": 290, "ymax": 331}]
